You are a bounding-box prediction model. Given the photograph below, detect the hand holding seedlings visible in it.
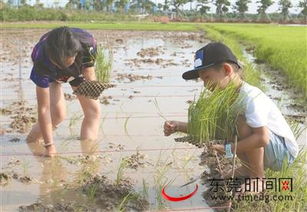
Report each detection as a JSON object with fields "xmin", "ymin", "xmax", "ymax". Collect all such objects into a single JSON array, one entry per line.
[{"xmin": 163, "ymin": 121, "xmax": 187, "ymax": 136}]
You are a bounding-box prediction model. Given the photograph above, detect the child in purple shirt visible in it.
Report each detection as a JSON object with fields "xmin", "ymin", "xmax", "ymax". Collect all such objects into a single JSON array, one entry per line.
[{"xmin": 27, "ymin": 26, "xmax": 101, "ymax": 157}]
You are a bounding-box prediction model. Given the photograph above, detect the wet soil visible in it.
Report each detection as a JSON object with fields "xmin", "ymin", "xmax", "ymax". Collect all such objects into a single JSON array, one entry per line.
[
  {"xmin": 19, "ymin": 175, "xmax": 149, "ymax": 212},
  {"xmin": 1, "ymin": 28, "xmax": 305, "ymax": 211},
  {"xmin": 0, "ymin": 100, "xmax": 36, "ymax": 133}
]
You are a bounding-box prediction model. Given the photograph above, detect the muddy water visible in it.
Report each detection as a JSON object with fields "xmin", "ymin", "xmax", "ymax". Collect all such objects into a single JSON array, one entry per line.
[
  {"xmin": 1, "ymin": 29, "xmax": 305, "ymax": 211},
  {"xmin": 1, "ymin": 29, "xmax": 211, "ymax": 211}
]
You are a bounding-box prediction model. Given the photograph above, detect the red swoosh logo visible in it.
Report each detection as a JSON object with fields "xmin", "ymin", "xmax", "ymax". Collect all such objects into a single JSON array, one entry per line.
[{"xmin": 161, "ymin": 184, "xmax": 199, "ymax": 202}]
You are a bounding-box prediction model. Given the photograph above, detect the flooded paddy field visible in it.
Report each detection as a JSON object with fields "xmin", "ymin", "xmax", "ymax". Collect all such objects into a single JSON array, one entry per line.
[{"xmin": 0, "ymin": 28, "xmax": 306, "ymax": 211}]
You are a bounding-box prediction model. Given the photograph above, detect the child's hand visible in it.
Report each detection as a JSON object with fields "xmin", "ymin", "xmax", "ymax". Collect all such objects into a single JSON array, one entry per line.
[
  {"xmin": 164, "ymin": 121, "xmax": 178, "ymax": 136},
  {"xmin": 44, "ymin": 144, "xmax": 57, "ymax": 157}
]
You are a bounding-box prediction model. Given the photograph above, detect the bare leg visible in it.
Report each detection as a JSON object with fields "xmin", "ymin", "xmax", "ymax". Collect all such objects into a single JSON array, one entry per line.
[
  {"xmin": 236, "ymin": 116, "xmax": 266, "ymax": 193},
  {"xmin": 27, "ymin": 82, "xmax": 66, "ymax": 143},
  {"xmin": 76, "ymin": 95, "xmax": 101, "ymax": 141},
  {"xmin": 236, "ymin": 116, "xmax": 265, "ymax": 178}
]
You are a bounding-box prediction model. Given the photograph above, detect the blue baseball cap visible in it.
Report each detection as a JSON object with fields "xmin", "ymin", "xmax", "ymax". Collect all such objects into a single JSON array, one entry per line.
[{"xmin": 182, "ymin": 42, "xmax": 241, "ymax": 80}]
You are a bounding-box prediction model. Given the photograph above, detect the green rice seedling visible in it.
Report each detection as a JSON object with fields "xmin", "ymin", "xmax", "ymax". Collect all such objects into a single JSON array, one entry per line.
[
  {"xmin": 188, "ymin": 82, "xmax": 244, "ymax": 144},
  {"xmin": 69, "ymin": 112, "xmax": 83, "ymax": 136},
  {"xmin": 116, "ymin": 192, "xmax": 132, "ymax": 212},
  {"xmin": 142, "ymin": 179, "xmax": 149, "ymax": 200},
  {"xmin": 153, "ymin": 151, "xmax": 175, "ymax": 210},
  {"xmin": 232, "ymin": 150, "xmax": 307, "ymax": 212},
  {"xmin": 84, "ymin": 184, "xmax": 97, "ymax": 203},
  {"xmin": 288, "ymin": 120, "xmax": 306, "ymax": 140},
  {"xmin": 94, "ymin": 45, "xmax": 112, "ymax": 83},
  {"xmin": 124, "ymin": 116, "xmax": 131, "ymax": 137},
  {"xmin": 153, "ymin": 98, "xmax": 167, "ymax": 121},
  {"xmin": 116, "ymin": 158, "xmax": 128, "ymax": 185},
  {"xmin": 98, "ymin": 114, "xmax": 107, "ymax": 136},
  {"xmin": 21, "ymin": 160, "xmax": 31, "ymax": 176}
]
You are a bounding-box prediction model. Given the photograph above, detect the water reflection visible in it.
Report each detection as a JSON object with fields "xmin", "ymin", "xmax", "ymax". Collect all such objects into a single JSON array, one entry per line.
[{"xmin": 26, "ymin": 139, "xmax": 101, "ymax": 206}]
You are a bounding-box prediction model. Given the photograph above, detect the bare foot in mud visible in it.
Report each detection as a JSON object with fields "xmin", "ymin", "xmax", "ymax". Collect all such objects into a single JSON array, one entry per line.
[
  {"xmin": 44, "ymin": 145, "xmax": 57, "ymax": 157},
  {"xmin": 26, "ymin": 142, "xmax": 45, "ymax": 156},
  {"xmin": 26, "ymin": 131, "xmax": 42, "ymax": 144}
]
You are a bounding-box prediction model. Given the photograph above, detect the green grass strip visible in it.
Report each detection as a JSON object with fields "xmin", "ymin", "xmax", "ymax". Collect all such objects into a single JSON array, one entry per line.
[{"xmin": 203, "ymin": 23, "xmax": 307, "ymax": 98}]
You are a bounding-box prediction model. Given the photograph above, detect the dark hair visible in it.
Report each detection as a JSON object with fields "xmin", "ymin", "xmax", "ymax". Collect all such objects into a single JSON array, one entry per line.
[{"xmin": 44, "ymin": 26, "xmax": 82, "ymax": 70}]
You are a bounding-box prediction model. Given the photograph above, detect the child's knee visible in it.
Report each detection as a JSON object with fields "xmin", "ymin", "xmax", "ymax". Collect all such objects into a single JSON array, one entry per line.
[
  {"xmin": 84, "ymin": 105, "xmax": 101, "ymax": 120},
  {"xmin": 52, "ymin": 110, "xmax": 66, "ymax": 125}
]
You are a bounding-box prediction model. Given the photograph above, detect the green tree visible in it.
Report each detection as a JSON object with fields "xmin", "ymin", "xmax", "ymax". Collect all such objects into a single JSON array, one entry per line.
[
  {"xmin": 215, "ymin": 0, "xmax": 231, "ymax": 18},
  {"xmin": 257, "ymin": 0, "xmax": 273, "ymax": 21},
  {"xmin": 34, "ymin": 0, "xmax": 44, "ymax": 8},
  {"xmin": 197, "ymin": 0, "xmax": 210, "ymax": 15},
  {"xmin": 66, "ymin": 0, "xmax": 80, "ymax": 9},
  {"xmin": 234, "ymin": 0, "xmax": 251, "ymax": 19},
  {"xmin": 93, "ymin": 0, "xmax": 104, "ymax": 11},
  {"xmin": 171, "ymin": 0, "xmax": 189, "ymax": 15},
  {"xmin": 115, "ymin": 0, "xmax": 129, "ymax": 12},
  {"xmin": 130, "ymin": 0, "xmax": 156, "ymax": 13},
  {"xmin": 298, "ymin": 0, "xmax": 307, "ymax": 20},
  {"xmin": 105, "ymin": 0, "xmax": 115, "ymax": 12},
  {"xmin": 163, "ymin": 0, "xmax": 169, "ymax": 11},
  {"xmin": 278, "ymin": 0, "xmax": 291, "ymax": 21}
]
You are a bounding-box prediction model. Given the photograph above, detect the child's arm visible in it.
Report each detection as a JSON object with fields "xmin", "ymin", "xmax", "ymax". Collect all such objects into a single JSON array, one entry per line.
[
  {"xmin": 211, "ymin": 126, "xmax": 269, "ymax": 154},
  {"xmin": 82, "ymin": 67, "xmax": 96, "ymax": 81},
  {"xmin": 36, "ymin": 86, "xmax": 56, "ymax": 156},
  {"xmin": 234, "ymin": 126, "xmax": 269, "ymax": 153}
]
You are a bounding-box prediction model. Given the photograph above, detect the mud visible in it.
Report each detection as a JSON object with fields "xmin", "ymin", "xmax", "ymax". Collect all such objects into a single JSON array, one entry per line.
[
  {"xmin": 1, "ymin": 100, "xmax": 36, "ymax": 133},
  {"xmin": 115, "ymin": 73, "xmax": 163, "ymax": 83},
  {"xmin": 0, "ymin": 172, "xmax": 10, "ymax": 186},
  {"xmin": 126, "ymin": 58, "xmax": 178, "ymax": 68},
  {"xmin": 175, "ymin": 136, "xmax": 242, "ymax": 211},
  {"xmin": 2, "ymin": 28, "xmax": 304, "ymax": 211},
  {"xmin": 137, "ymin": 47, "xmax": 163, "ymax": 58},
  {"xmin": 123, "ymin": 151, "xmax": 147, "ymax": 170},
  {"xmin": 19, "ymin": 175, "xmax": 149, "ymax": 212}
]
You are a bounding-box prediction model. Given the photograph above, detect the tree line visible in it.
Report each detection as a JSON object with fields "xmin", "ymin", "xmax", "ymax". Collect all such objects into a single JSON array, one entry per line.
[{"xmin": 1, "ymin": 0, "xmax": 306, "ymax": 23}]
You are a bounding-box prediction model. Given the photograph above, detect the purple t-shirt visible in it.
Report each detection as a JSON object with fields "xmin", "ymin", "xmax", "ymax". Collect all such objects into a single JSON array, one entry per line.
[{"xmin": 30, "ymin": 28, "xmax": 97, "ymax": 88}]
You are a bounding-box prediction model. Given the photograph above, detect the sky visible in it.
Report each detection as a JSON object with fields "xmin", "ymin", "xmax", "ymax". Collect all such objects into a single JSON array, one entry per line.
[{"xmin": 7, "ymin": 0, "xmax": 303, "ymax": 14}]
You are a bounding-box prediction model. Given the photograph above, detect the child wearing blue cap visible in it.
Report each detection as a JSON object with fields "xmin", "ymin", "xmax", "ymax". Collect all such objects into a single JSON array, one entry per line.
[
  {"xmin": 27, "ymin": 27, "xmax": 100, "ymax": 157},
  {"xmin": 164, "ymin": 42, "xmax": 298, "ymax": 192}
]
